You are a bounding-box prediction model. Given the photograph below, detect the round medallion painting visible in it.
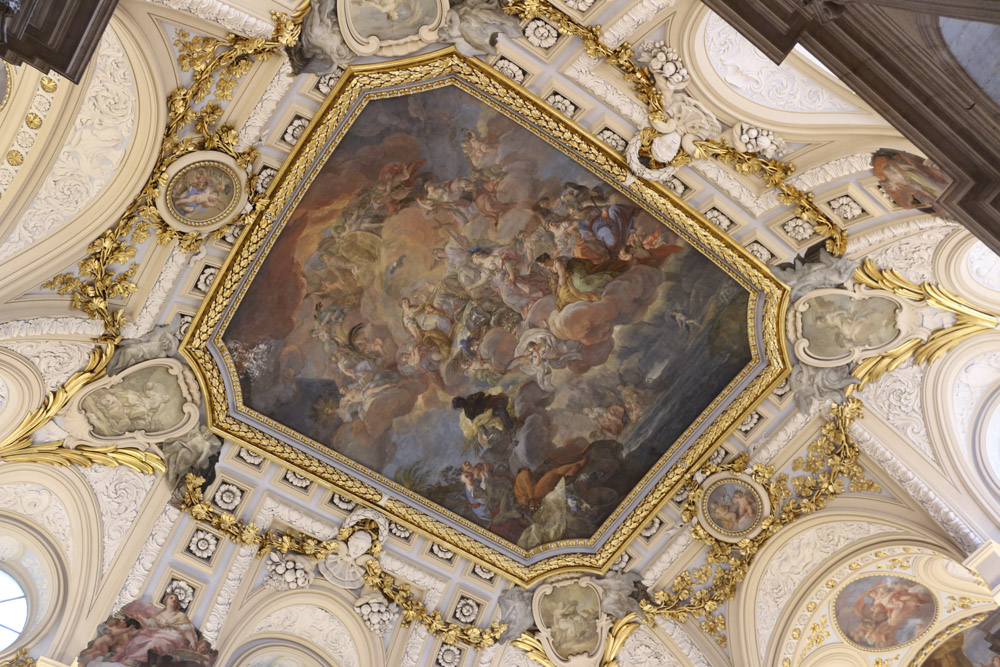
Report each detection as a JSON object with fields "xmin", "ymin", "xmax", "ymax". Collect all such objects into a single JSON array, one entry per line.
[
  {"xmin": 166, "ymin": 160, "xmax": 241, "ymax": 226},
  {"xmin": 833, "ymin": 575, "xmax": 937, "ymax": 651},
  {"xmin": 696, "ymin": 473, "xmax": 769, "ymax": 541}
]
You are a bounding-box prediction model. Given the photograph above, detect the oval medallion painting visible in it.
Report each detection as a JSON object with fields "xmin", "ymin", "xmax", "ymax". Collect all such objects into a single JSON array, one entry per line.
[
  {"xmin": 156, "ymin": 151, "xmax": 247, "ymax": 233},
  {"xmin": 833, "ymin": 575, "xmax": 937, "ymax": 651},
  {"xmin": 696, "ymin": 473, "xmax": 769, "ymax": 541}
]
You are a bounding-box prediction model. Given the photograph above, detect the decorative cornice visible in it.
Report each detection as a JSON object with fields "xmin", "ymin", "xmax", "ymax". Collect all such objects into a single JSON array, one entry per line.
[
  {"xmin": 147, "ymin": 0, "xmax": 273, "ymax": 37},
  {"xmin": 850, "ymin": 422, "xmax": 983, "ymax": 553}
]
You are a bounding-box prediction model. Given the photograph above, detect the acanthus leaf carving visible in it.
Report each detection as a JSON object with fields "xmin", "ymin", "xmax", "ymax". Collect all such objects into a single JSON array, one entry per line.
[{"xmin": 77, "ymin": 464, "xmax": 157, "ymax": 574}]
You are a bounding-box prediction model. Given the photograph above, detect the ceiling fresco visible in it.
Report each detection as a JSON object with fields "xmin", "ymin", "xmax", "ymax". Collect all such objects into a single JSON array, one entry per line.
[{"xmin": 183, "ymin": 50, "xmax": 787, "ymax": 584}]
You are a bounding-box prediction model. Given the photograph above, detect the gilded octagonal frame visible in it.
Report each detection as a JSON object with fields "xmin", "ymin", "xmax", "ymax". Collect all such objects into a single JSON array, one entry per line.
[{"xmin": 181, "ymin": 48, "xmax": 790, "ymax": 586}]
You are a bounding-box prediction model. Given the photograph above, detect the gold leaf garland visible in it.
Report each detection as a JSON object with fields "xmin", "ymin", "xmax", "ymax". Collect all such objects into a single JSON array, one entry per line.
[
  {"xmin": 502, "ymin": 0, "xmax": 848, "ymax": 254},
  {"xmin": 179, "ymin": 473, "xmax": 507, "ymax": 650},
  {"xmin": 641, "ymin": 398, "xmax": 878, "ymax": 647},
  {"xmin": 179, "ymin": 401, "xmax": 874, "ymax": 653},
  {"xmin": 847, "ymin": 258, "xmax": 1000, "ymax": 392},
  {"xmin": 0, "ymin": 650, "xmax": 35, "ymax": 667},
  {"xmin": 0, "ymin": 10, "xmax": 304, "ymax": 472}
]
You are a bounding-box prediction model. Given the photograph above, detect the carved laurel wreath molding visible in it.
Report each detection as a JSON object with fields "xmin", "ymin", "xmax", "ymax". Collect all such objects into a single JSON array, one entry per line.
[
  {"xmin": 502, "ymin": 0, "xmax": 848, "ymax": 255},
  {"xmin": 0, "ymin": 9, "xmax": 306, "ymax": 473},
  {"xmin": 179, "ymin": 399, "xmax": 876, "ymax": 657}
]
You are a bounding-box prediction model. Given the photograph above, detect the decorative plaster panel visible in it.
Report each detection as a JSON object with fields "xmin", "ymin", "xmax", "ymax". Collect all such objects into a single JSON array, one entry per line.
[
  {"xmin": 0, "ymin": 482, "xmax": 73, "ymax": 559},
  {"xmin": 77, "ymin": 464, "xmax": 157, "ymax": 574},
  {"xmin": 702, "ymin": 12, "xmax": 856, "ymax": 113},
  {"xmin": 0, "ymin": 340, "xmax": 94, "ymax": 391},
  {"xmin": 952, "ymin": 351, "xmax": 1000, "ymax": 444},
  {"xmin": 238, "ymin": 58, "xmax": 295, "ymax": 150},
  {"xmin": 0, "ymin": 30, "xmax": 136, "ymax": 262},
  {"xmin": 149, "ymin": 0, "xmax": 273, "ymax": 36},
  {"xmin": 967, "ymin": 241, "xmax": 1000, "ymax": 290},
  {"xmin": 754, "ymin": 520, "xmax": 897, "ymax": 659},
  {"xmin": 618, "ymin": 626, "xmax": 682, "ymax": 667},
  {"xmin": 858, "ymin": 361, "xmax": 936, "ymax": 463},
  {"xmin": 251, "ymin": 605, "xmax": 360, "ymax": 667}
]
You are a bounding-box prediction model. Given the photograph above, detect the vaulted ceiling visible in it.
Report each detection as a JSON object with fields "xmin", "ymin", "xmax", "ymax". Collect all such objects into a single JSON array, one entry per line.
[{"xmin": 0, "ymin": 1, "xmax": 999, "ymax": 667}]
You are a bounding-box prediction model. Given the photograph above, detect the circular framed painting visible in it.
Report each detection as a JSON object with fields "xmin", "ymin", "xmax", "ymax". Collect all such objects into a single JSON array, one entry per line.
[
  {"xmin": 695, "ymin": 472, "xmax": 771, "ymax": 542},
  {"xmin": 833, "ymin": 574, "xmax": 938, "ymax": 651},
  {"xmin": 155, "ymin": 151, "xmax": 247, "ymax": 233}
]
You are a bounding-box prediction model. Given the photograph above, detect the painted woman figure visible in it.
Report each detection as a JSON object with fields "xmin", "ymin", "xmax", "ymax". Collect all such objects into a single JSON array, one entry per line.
[{"xmin": 110, "ymin": 594, "xmax": 202, "ymax": 665}]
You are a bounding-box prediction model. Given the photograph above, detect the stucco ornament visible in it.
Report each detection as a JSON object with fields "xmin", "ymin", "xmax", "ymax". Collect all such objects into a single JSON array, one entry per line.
[
  {"xmin": 354, "ymin": 592, "xmax": 400, "ymax": 635},
  {"xmin": 501, "ymin": 573, "xmax": 646, "ymax": 666},
  {"xmin": 731, "ymin": 122, "xmax": 787, "ymax": 160},
  {"xmin": 319, "ymin": 505, "xmax": 388, "ymax": 587},
  {"xmin": 636, "ymin": 41, "xmax": 689, "ymax": 91},
  {"xmin": 62, "ymin": 358, "xmax": 201, "ymax": 451},
  {"xmin": 624, "ymin": 93, "xmax": 722, "ymax": 185},
  {"xmin": 263, "ymin": 551, "xmax": 315, "ymax": 590},
  {"xmin": 106, "ymin": 316, "xmax": 183, "ymax": 376}
]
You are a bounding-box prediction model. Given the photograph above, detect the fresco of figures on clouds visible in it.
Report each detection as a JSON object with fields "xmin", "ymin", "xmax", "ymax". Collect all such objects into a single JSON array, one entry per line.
[
  {"xmin": 922, "ymin": 619, "xmax": 1000, "ymax": 667},
  {"xmin": 224, "ymin": 86, "xmax": 751, "ymax": 549},
  {"xmin": 834, "ymin": 575, "xmax": 936, "ymax": 651},
  {"xmin": 78, "ymin": 594, "xmax": 217, "ymax": 666}
]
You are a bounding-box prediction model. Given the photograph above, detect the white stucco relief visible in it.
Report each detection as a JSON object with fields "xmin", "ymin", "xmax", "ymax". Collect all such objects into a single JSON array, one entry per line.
[
  {"xmin": 953, "ymin": 351, "xmax": 1000, "ymax": 444},
  {"xmin": 858, "ymin": 361, "xmax": 936, "ymax": 463},
  {"xmin": 754, "ymin": 520, "xmax": 897, "ymax": 659},
  {"xmin": 967, "ymin": 240, "xmax": 1000, "ymax": 290},
  {"xmin": 850, "ymin": 423, "xmax": 984, "ymax": 552},
  {"xmin": 148, "ymin": 0, "xmax": 272, "ymax": 37},
  {"xmin": 251, "ymin": 605, "xmax": 360, "ymax": 667},
  {"xmin": 113, "ymin": 504, "xmax": 180, "ymax": 612},
  {"xmin": 0, "ymin": 340, "xmax": 94, "ymax": 392},
  {"xmin": 0, "ymin": 482, "xmax": 73, "ymax": 559},
  {"xmin": 77, "ymin": 464, "xmax": 157, "ymax": 574},
  {"xmin": 0, "ymin": 29, "xmax": 136, "ymax": 261},
  {"xmin": 702, "ymin": 12, "xmax": 856, "ymax": 113}
]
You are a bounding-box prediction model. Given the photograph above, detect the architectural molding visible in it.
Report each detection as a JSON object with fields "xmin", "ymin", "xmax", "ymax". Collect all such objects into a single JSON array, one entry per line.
[
  {"xmin": 113, "ymin": 504, "xmax": 180, "ymax": 612},
  {"xmin": 250, "ymin": 604, "xmax": 360, "ymax": 667},
  {"xmin": 0, "ymin": 30, "xmax": 136, "ymax": 263},
  {"xmin": 0, "ymin": 482, "xmax": 73, "ymax": 560},
  {"xmin": 147, "ymin": 0, "xmax": 274, "ymax": 37},
  {"xmin": 850, "ymin": 422, "xmax": 983, "ymax": 553}
]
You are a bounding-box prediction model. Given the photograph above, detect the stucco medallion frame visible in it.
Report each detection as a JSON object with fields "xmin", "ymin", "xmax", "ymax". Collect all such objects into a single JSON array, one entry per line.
[
  {"xmin": 154, "ymin": 150, "xmax": 249, "ymax": 234},
  {"xmin": 61, "ymin": 358, "xmax": 201, "ymax": 449},
  {"xmin": 696, "ymin": 471, "xmax": 771, "ymax": 543},
  {"xmin": 789, "ymin": 285, "xmax": 923, "ymax": 368},
  {"xmin": 181, "ymin": 48, "xmax": 790, "ymax": 586},
  {"xmin": 338, "ymin": 0, "xmax": 450, "ymax": 56}
]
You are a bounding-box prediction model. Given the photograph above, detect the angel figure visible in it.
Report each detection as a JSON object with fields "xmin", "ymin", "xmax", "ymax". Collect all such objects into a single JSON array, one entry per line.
[{"xmin": 508, "ymin": 329, "xmax": 582, "ymax": 392}]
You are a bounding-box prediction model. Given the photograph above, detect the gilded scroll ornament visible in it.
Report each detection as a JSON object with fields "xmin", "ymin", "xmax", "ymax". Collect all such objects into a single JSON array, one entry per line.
[
  {"xmin": 641, "ymin": 398, "xmax": 878, "ymax": 647},
  {"xmin": 0, "ymin": 650, "xmax": 35, "ymax": 667},
  {"xmin": 847, "ymin": 258, "xmax": 1000, "ymax": 392}
]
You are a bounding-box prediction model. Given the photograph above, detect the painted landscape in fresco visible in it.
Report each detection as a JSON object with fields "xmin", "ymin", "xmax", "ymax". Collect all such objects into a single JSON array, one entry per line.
[{"xmin": 224, "ymin": 86, "xmax": 750, "ymax": 549}]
